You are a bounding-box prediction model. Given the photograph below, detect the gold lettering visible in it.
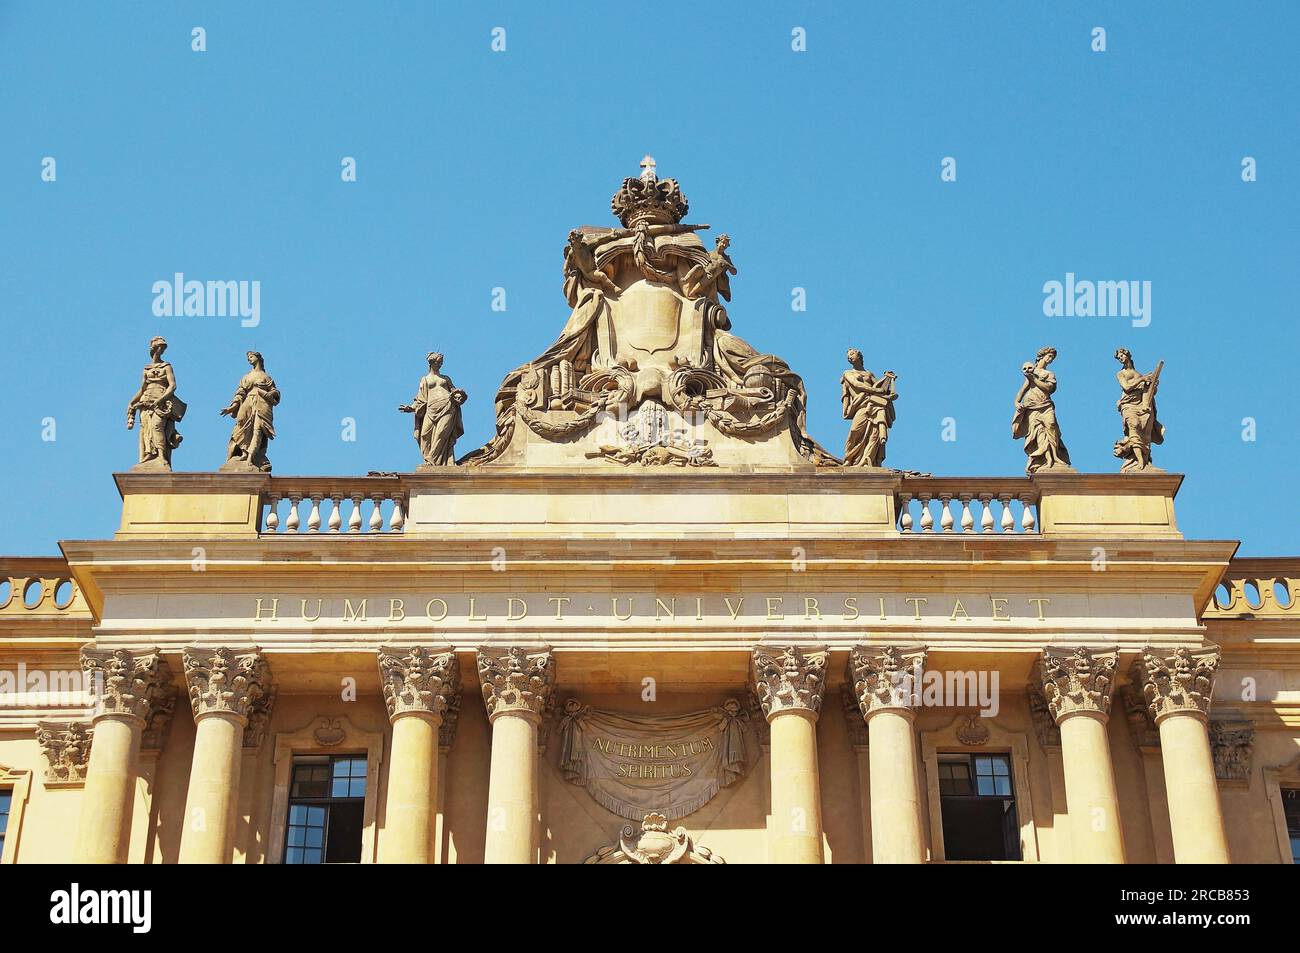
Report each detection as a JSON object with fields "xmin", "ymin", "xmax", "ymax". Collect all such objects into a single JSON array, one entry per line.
[
  {"xmin": 655, "ymin": 597, "xmax": 675, "ymax": 621},
  {"xmin": 765, "ymin": 596, "xmax": 784, "ymax": 621},
  {"xmin": 878, "ymin": 596, "xmax": 887, "ymax": 621},
  {"xmin": 468, "ymin": 597, "xmax": 486, "ymax": 622},
  {"xmin": 990, "ymin": 596, "xmax": 1010, "ymax": 621},
  {"xmin": 804, "ymin": 597, "xmax": 822, "ymax": 620},
  {"xmin": 695, "ymin": 596, "xmax": 704, "ymax": 621},
  {"xmin": 506, "ymin": 597, "xmax": 527, "ymax": 621},
  {"xmin": 299, "ymin": 598, "xmax": 321, "ymax": 622},
  {"xmin": 612, "ymin": 597, "xmax": 633, "ymax": 621},
  {"xmin": 253, "ymin": 597, "xmax": 279, "ymax": 622},
  {"xmin": 425, "ymin": 598, "xmax": 448, "ymax": 622},
  {"xmin": 388, "ymin": 598, "xmax": 406, "ymax": 622},
  {"xmin": 1028, "ymin": 597, "xmax": 1051, "ymax": 621},
  {"xmin": 842, "ymin": 596, "xmax": 859, "ymax": 621},
  {"xmin": 950, "ymin": 599, "xmax": 970, "ymax": 621},
  {"xmin": 724, "ymin": 596, "xmax": 744, "ymax": 620},
  {"xmin": 342, "ymin": 598, "xmax": 367, "ymax": 622},
  {"xmin": 548, "ymin": 596, "xmax": 570, "ymax": 620},
  {"xmin": 905, "ymin": 597, "xmax": 928, "ymax": 620}
]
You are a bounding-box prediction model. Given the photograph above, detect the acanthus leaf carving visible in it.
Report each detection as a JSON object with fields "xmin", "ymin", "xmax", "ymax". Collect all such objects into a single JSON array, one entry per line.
[
  {"xmin": 1037, "ymin": 646, "xmax": 1118, "ymax": 721},
  {"xmin": 182, "ymin": 646, "xmax": 274, "ymax": 730},
  {"xmin": 848, "ymin": 645, "xmax": 928, "ymax": 716},
  {"xmin": 377, "ymin": 645, "xmax": 460, "ymax": 720},
  {"xmin": 35, "ymin": 721, "xmax": 92, "ymax": 786},
  {"xmin": 477, "ymin": 646, "xmax": 555, "ymax": 721},
  {"xmin": 750, "ymin": 645, "xmax": 828, "ymax": 719},
  {"xmin": 1138, "ymin": 645, "xmax": 1219, "ymax": 723},
  {"xmin": 80, "ymin": 646, "xmax": 173, "ymax": 726}
]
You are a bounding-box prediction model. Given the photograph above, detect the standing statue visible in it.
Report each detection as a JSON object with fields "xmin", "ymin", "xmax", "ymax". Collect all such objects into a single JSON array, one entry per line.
[
  {"xmin": 219, "ymin": 350, "xmax": 280, "ymax": 472},
  {"xmin": 125, "ymin": 336, "xmax": 187, "ymax": 472},
  {"xmin": 563, "ymin": 229, "xmax": 621, "ymax": 306},
  {"xmin": 840, "ymin": 349, "xmax": 897, "ymax": 468},
  {"xmin": 680, "ymin": 234, "xmax": 736, "ymax": 300},
  {"xmin": 398, "ymin": 351, "xmax": 467, "ymax": 467},
  {"xmin": 1113, "ymin": 348, "xmax": 1164, "ymax": 472},
  {"xmin": 1012, "ymin": 346, "xmax": 1072, "ymax": 474}
]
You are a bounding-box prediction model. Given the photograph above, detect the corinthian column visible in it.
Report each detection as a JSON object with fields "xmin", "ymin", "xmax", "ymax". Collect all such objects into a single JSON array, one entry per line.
[
  {"xmin": 178, "ymin": 647, "xmax": 273, "ymax": 864},
  {"xmin": 752, "ymin": 645, "xmax": 828, "ymax": 864},
  {"xmin": 1038, "ymin": 647, "xmax": 1125, "ymax": 863},
  {"xmin": 75, "ymin": 647, "xmax": 173, "ymax": 863},
  {"xmin": 1136, "ymin": 646, "xmax": 1230, "ymax": 863},
  {"xmin": 477, "ymin": 645, "xmax": 554, "ymax": 864},
  {"xmin": 377, "ymin": 646, "xmax": 460, "ymax": 864},
  {"xmin": 849, "ymin": 645, "xmax": 928, "ymax": 864}
]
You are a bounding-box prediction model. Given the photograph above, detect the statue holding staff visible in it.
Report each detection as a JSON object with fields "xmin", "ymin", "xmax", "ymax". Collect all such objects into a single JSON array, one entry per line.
[
  {"xmin": 126, "ymin": 335, "xmax": 186, "ymax": 472},
  {"xmin": 219, "ymin": 350, "xmax": 280, "ymax": 472},
  {"xmin": 399, "ymin": 351, "xmax": 467, "ymax": 467},
  {"xmin": 840, "ymin": 348, "xmax": 897, "ymax": 468},
  {"xmin": 1113, "ymin": 348, "xmax": 1164, "ymax": 472}
]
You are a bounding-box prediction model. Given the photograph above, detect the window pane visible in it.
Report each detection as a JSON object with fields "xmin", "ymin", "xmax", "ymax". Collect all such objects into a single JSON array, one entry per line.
[
  {"xmin": 976, "ymin": 775, "xmax": 995, "ymax": 796},
  {"xmin": 286, "ymin": 846, "xmax": 304, "ymax": 864},
  {"xmin": 287, "ymin": 827, "xmax": 305, "ymax": 847}
]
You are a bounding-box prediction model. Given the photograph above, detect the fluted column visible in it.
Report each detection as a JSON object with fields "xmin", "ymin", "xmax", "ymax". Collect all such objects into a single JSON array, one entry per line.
[
  {"xmin": 477, "ymin": 645, "xmax": 554, "ymax": 864},
  {"xmin": 850, "ymin": 645, "xmax": 928, "ymax": 864},
  {"xmin": 75, "ymin": 647, "xmax": 173, "ymax": 863},
  {"xmin": 752, "ymin": 645, "xmax": 828, "ymax": 864},
  {"xmin": 178, "ymin": 647, "xmax": 273, "ymax": 864},
  {"xmin": 377, "ymin": 645, "xmax": 460, "ymax": 864},
  {"xmin": 1038, "ymin": 646, "xmax": 1125, "ymax": 863},
  {"xmin": 1136, "ymin": 646, "xmax": 1230, "ymax": 863}
]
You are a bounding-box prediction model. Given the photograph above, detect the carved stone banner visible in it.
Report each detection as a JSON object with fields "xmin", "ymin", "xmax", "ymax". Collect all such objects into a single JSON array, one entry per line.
[{"xmin": 556, "ymin": 700, "xmax": 753, "ymax": 821}]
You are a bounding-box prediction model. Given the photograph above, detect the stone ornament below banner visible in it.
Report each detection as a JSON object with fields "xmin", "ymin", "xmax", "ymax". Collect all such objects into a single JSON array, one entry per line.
[{"xmin": 557, "ymin": 700, "xmax": 754, "ymax": 821}]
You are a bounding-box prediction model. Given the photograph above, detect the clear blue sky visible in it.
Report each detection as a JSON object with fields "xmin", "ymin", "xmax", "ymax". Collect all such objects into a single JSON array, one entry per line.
[{"xmin": 1, "ymin": 2, "xmax": 1295, "ymax": 555}]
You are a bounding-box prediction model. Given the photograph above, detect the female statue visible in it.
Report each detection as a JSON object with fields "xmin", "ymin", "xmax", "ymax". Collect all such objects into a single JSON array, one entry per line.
[
  {"xmin": 399, "ymin": 351, "xmax": 467, "ymax": 467},
  {"xmin": 1011, "ymin": 346, "xmax": 1072, "ymax": 474},
  {"xmin": 126, "ymin": 336, "xmax": 187, "ymax": 471},
  {"xmin": 841, "ymin": 348, "xmax": 897, "ymax": 468},
  {"xmin": 219, "ymin": 351, "xmax": 280, "ymax": 472}
]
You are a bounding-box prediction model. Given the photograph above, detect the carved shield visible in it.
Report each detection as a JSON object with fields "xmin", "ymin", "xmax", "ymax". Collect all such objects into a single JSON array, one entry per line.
[{"xmin": 611, "ymin": 281, "xmax": 683, "ymax": 355}]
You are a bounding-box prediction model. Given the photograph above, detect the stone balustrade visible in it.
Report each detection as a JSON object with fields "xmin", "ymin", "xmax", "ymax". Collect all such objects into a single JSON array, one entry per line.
[
  {"xmin": 1204, "ymin": 558, "xmax": 1300, "ymax": 619},
  {"xmin": 896, "ymin": 477, "xmax": 1040, "ymax": 535},
  {"xmin": 260, "ymin": 477, "xmax": 407, "ymax": 535},
  {"xmin": 0, "ymin": 558, "xmax": 92, "ymax": 618}
]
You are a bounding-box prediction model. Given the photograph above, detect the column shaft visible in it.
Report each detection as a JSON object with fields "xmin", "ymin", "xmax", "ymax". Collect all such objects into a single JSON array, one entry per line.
[
  {"xmin": 1058, "ymin": 711, "xmax": 1126, "ymax": 863},
  {"xmin": 867, "ymin": 708, "xmax": 925, "ymax": 863},
  {"xmin": 75, "ymin": 714, "xmax": 143, "ymax": 863},
  {"xmin": 484, "ymin": 711, "xmax": 538, "ymax": 864},
  {"xmin": 178, "ymin": 712, "xmax": 244, "ymax": 864},
  {"xmin": 768, "ymin": 708, "xmax": 824, "ymax": 863},
  {"xmin": 382, "ymin": 712, "xmax": 440, "ymax": 863},
  {"xmin": 1158, "ymin": 713, "xmax": 1230, "ymax": 863}
]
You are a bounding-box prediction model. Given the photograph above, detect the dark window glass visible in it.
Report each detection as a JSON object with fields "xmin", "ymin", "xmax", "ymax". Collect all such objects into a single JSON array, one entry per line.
[
  {"xmin": 285, "ymin": 755, "xmax": 366, "ymax": 864},
  {"xmin": 0, "ymin": 788, "xmax": 11, "ymax": 851},
  {"xmin": 1284, "ymin": 789, "xmax": 1300, "ymax": 864},
  {"xmin": 938, "ymin": 753, "xmax": 1020, "ymax": 861}
]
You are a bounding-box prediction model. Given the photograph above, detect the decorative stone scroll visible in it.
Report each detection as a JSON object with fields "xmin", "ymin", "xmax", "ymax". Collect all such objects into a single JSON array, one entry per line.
[
  {"xmin": 35, "ymin": 721, "xmax": 92, "ymax": 786},
  {"xmin": 1037, "ymin": 646, "xmax": 1118, "ymax": 721},
  {"xmin": 477, "ymin": 646, "xmax": 555, "ymax": 720},
  {"xmin": 1137, "ymin": 645, "xmax": 1219, "ymax": 723},
  {"xmin": 1025, "ymin": 683, "xmax": 1061, "ymax": 747},
  {"xmin": 584, "ymin": 813, "xmax": 726, "ymax": 865},
  {"xmin": 751, "ymin": 645, "xmax": 828, "ymax": 719},
  {"xmin": 848, "ymin": 645, "xmax": 928, "ymax": 715},
  {"xmin": 80, "ymin": 647, "xmax": 173, "ymax": 725},
  {"xmin": 181, "ymin": 647, "xmax": 274, "ymax": 736},
  {"xmin": 556, "ymin": 700, "xmax": 753, "ymax": 821},
  {"xmin": 377, "ymin": 645, "xmax": 460, "ymax": 720}
]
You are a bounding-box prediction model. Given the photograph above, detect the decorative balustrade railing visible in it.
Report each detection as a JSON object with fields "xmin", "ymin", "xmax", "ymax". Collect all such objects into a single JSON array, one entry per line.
[
  {"xmin": 260, "ymin": 478, "xmax": 408, "ymax": 535},
  {"xmin": 1204, "ymin": 559, "xmax": 1300, "ymax": 619},
  {"xmin": 0, "ymin": 558, "xmax": 91, "ymax": 618},
  {"xmin": 896, "ymin": 478, "xmax": 1040, "ymax": 535}
]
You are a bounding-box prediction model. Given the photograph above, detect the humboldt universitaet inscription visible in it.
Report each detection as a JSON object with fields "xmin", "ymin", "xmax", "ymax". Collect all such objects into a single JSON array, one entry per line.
[{"xmin": 557, "ymin": 700, "xmax": 753, "ymax": 821}]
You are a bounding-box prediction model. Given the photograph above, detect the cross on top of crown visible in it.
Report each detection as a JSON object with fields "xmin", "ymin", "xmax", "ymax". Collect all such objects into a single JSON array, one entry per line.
[{"xmin": 639, "ymin": 154, "xmax": 656, "ymax": 182}]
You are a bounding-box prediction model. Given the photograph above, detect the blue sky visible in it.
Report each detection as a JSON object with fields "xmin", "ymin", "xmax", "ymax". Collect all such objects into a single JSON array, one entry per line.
[{"xmin": 1, "ymin": 1, "xmax": 1295, "ymax": 555}]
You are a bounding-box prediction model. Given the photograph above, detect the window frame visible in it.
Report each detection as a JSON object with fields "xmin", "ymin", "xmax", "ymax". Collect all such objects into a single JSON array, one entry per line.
[
  {"xmin": 935, "ymin": 751, "xmax": 1021, "ymax": 860},
  {"xmin": 267, "ymin": 717, "xmax": 383, "ymax": 864},
  {"xmin": 921, "ymin": 714, "xmax": 1039, "ymax": 862},
  {"xmin": 284, "ymin": 754, "xmax": 369, "ymax": 864},
  {"xmin": 1264, "ymin": 753, "xmax": 1300, "ymax": 865},
  {"xmin": 0, "ymin": 764, "xmax": 33, "ymax": 864}
]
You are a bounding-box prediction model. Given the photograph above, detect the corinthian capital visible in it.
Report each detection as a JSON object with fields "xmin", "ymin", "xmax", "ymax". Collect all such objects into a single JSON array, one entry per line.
[
  {"xmin": 35, "ymin": 721, "xmax": 92, "ymax": 785},
  {"xmin": 378, "ymin": 645, "xmax": 460, "ymax": 721},
  {"xmin": 1137, "ymin": 645, "xmax": 1219, "ymax": 723},
  {"xmin": 477, "ymin": 646, "xmax": 555, "ymax": 721},
  {"xmin": 751, "ymin": 645, "xmax": 828, "ymax": 719},
  {"xmin": 80, "ymin": 646, "xmax": 173, "ymax": 725},
  {"xmin": 1037, "ymin": 646, "xmax": 1118, "ymax": 721},
  {"xmin": 848, "ymin": 645, "xmax": 927, "ymax": 716},
  {"xmin": 182, "ymin": 646, "xmax": 274, "ymax": 727}
]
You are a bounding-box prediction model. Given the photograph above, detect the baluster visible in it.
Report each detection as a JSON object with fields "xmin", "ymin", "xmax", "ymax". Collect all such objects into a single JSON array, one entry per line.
[
  {"xmin": 328, "ymin": 494, "xmax": 343, "ymax": 533},
  {"xmin": 348, "ymin": 493, "xmax": 364, "ymax": 533},
  {"xmin": 265, "ymin": 493, "xmax": 281, "ymax": 532},
  {"xmin": 919, "ymin": 493, "xmax": 934, "ymax": 533},
  {"xmin": 959, "ymin": 494, "xmax": 974, "ymax": 533},
  {"xmin": 999, "ymin": 494, "xmax": 1015, "ymax": 533},
  {"xmin": 939, "ymin": 494, "xmax": 954, "ymax": 533},
  {"xmin": 390, "ymin": 496, "xmax": 406, "ymax": 532},
  {"xmin": 369, "ymin": 494, "xmax": 385, "ymax": 532},
  {"xmin": 899, "ymin": 493, "xmax": 913, "ymax": 533},
  {"xmin": 307, "ymin": 494, "xmax": 323, "ymax": 533},
  {"xmin": 979, "ymin": 494, "xmax": 995, "ymax": 533},
  {"xmin": 286, "ymin": 493, "xmax": 302, "ymax": 532},
  {"xmin": 1021, "ymin": 495, "xmax": 1037, "ymax": 533}
]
